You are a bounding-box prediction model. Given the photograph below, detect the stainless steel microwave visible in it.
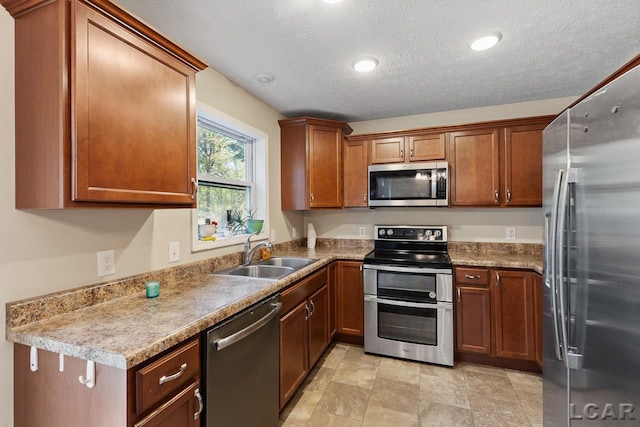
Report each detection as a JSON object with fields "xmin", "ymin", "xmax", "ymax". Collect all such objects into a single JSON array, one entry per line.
[{"xmin": 368, "ymin": 161, "xmax": 448, "ymax": 207}]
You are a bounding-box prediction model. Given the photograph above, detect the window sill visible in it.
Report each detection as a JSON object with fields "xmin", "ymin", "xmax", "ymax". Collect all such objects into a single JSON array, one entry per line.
[{"xmin": 192, "ymin": 231, "xmax": 269, "ymax": 252}]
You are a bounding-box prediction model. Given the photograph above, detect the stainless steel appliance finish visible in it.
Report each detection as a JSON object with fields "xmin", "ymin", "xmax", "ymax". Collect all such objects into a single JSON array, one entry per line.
[
  {"xmin": 363, "ymin": 225, "xmax": 454, "ymax": 366},
  {"xmin": 543, "ymin": 64, "xmax": 640, "ymax": 426},
  {"xmin": 368, "ymin": 161, "xmax": 448, "ymax": 207},
  {"xmin": 203, "ymin": 296, "xmax": 281, "ymax": 427}
]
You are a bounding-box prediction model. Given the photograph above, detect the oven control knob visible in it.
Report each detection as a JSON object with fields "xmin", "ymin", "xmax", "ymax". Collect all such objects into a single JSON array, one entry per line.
[
  {"xmin": 434, "ymin": 230, "xmax": 442, "ymax": 239},
  {"xmin": 379, "ymin": 229, "xmax": 386, "ymax": 236},
  {"xmin": 425, "ymin": 230, "xmax": 432, "ymax": 236},
  {"xmin": 429, "ymin": 292, "xmax": 436, "ymax": 299},
  {"xmin": 387, "ymin": 229, "xmax": 394, "ymax": 236}
]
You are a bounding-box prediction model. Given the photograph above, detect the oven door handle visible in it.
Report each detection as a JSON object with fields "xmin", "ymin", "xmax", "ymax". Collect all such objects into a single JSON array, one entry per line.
[
  {"xmin": 364, "ymin": 295, "xmax": 452, "ymax": 310},
  {"xmin": 363, "ymin": 264, "xmax": 452, "ymax": 275}
]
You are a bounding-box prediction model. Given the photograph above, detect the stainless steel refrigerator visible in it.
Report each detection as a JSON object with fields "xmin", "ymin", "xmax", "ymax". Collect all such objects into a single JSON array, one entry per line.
[{"xmin": 543, "ymin": 64, "xmax": 640, "ymax": 426}]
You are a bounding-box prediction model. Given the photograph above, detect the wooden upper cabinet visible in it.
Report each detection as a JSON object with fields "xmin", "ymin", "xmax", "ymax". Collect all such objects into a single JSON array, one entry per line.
[
  {"xmin": 449, "ymin": 128, "xmax": 500, "ymax": 206},
  {"xmin": 280, "ymin": 117, "xmax": 353, "ymax": 210},
  {"xmin": 5, "ymin": 0, "xmax": 207, "ymax": 208},
  {"xmin": 370, "ymin": 133, "xmax": 445, "ymax": 164},
  {"xmin": 343, "ymin": 138, "xmax": 369, "ymax": 207},
  {"xmin": 503, "ymin": 124, "xmax": 545, "ymax": 206}
]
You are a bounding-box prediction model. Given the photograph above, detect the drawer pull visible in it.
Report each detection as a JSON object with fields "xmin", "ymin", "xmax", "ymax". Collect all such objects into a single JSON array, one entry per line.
[
  {"xmin": 194, "ymin": 387, "xmax": 204, "ymax": 420},
  {"xmin": 159, "ymin": 363, "xmax": 187, "ymax": 385},
  {"xmin": 457, "ymin": 287, "xmax": 461, "ymax": 303},
  {"xmin": 464, "ymin": 274, "xmax": 481, "ymax": 279}
]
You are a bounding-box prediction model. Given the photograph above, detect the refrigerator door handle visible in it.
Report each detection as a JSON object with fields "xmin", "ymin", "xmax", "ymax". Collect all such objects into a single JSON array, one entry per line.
[
  {"xmin": 548, "ymin": 169, "xmax": 564, "ymax": 362},
  {"xmin": 556, "ymin": 168, "xmax": 584, "ymax": 370}
]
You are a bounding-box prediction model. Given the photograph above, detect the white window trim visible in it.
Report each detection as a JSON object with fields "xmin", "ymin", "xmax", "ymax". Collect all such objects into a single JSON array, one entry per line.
[{"xmin": 192, "ymin": 102, "xmax": 269, "ymax": 252}]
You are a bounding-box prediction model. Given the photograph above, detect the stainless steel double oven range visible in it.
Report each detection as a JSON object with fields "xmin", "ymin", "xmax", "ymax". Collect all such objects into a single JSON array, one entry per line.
[{"xmin": 363, "ymin": 225, "xmax": 453, "ymax": 366}]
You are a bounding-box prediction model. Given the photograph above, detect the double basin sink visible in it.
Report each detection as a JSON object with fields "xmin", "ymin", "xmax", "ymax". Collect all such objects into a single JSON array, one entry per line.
[{"xmin": 212, "ymin": 257, "xmax": 318, "ymax": 280}]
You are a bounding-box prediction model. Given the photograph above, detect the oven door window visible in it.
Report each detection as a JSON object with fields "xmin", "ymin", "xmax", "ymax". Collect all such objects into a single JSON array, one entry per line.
[
  {"xmin": 378, "ymin": 271, "xmax": 436, "ymax": 302},
  {"xmin": 378, "ymin": 302, "xmax": 437, "ymax": 346}
]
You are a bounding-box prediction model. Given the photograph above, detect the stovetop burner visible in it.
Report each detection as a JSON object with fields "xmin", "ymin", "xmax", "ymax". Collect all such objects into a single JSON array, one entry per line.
[{"xmin": 364, "ymin": 225, "xmax": 451, "ymax": 269}]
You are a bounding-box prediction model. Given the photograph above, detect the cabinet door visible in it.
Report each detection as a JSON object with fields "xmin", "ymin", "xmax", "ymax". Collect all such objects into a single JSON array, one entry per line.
[
  {"xmin": 279, "ymin": 302, "xmax": 309, "ymax": 409},
  {"xmin": 308, "ymin": 124, "xmax": 343, "ymax": 208},
  {"xmin": 492, "ymin": 269, "xmax": 535, "ymax": 360},
  {"xmin": 370, "ymin": 136, "xmax": 405, "ymax": 164},
  {"xmin": 503, "ymin": 124, "xmax": 545, "ymax": 206},
  {"xmin": 455, "ymin": 286, "xmax": 491, "ymax": 354},
  {"xmin": 407, "ymin": 133, "xmax": 446, "ymax": 161},
  {"xmin": 343, "ymin": 139, "xmax": 369, "ymax": 207},
  {"xmin": 533, "ymin": 273, "xmax": 543, "ymax": 369},
  {"xmin": 337, "ymin": 261, "xmax": 364, "ymax": 338},
  {"xmin": 449, "ymin": 128, "xmax": 500, "ymax": 206},
  {"xmin": 73, "ymin": 2, "xmax": 196, "ymax": 205},
  {"xmin": 327, "ymin": 262, "xmax": 338, "ymax": 339},
  {"xmin": 134, "ymin": 381, "xmax": 201, "ymax": 427},
  {"xmin": 307, "ymin": 285, "xmax": 330, "ymax": 368}
]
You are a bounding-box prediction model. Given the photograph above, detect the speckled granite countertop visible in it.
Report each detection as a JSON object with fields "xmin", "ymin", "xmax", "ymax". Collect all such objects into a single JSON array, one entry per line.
[
  {"xmin": 6, "ymin": 246, "xmax": 370, "ymax": 370},
  {"xmin": 6, "ymin": 240, "xmax": 542, "ymax": 371}
]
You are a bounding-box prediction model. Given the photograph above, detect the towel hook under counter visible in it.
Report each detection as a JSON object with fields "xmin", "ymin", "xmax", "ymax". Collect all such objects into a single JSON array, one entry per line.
[{"xmin": 79, "ymin": 360, "xmax": 96, "ymax": 389}]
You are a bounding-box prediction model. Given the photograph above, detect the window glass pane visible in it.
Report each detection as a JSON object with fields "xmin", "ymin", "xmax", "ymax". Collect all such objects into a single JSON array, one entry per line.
[
  {"xmin": 197, "ymin": 184, "xmax": 248, "ymax": 227},
  {"xmin": 197, "ymin": 126, "xmax": 247, "ymax": 181}
]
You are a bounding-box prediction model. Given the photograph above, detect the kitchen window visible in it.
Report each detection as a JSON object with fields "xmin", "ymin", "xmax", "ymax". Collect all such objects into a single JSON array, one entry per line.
[{"xmin": 192, "ymin": 102, "xmax": 268, "ymax": 251}]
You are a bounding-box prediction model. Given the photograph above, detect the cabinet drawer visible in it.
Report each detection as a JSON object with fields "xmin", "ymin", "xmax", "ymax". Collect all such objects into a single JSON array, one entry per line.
[
  {"xmin": 281, "ymin": 268, "xmax": 327, "ymax": 315},
  {"xmin": 455, "ymin": 267, "xmax": 490, "ymax": 285},
  {"xmin": 136, "ymin": 338, "xmax": 200, "ymax": 415}
]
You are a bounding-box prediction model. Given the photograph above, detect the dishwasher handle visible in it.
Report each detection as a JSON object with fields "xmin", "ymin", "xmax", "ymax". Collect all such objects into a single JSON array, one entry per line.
[{"xmin": 212, "ymin": 302, "xmax": 282, "ymax": 351}]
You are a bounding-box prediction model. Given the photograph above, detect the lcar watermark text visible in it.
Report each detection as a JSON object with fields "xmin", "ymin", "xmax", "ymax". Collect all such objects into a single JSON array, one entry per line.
[{"xmin": 570, "ymin": 403, "xmax": 635, "ymax": 421}]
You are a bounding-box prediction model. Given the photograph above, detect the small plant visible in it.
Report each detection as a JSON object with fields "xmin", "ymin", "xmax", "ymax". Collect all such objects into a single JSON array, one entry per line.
[{"xmin": 229, "ymin": 208, "xmax": 262, "ymax": 234}]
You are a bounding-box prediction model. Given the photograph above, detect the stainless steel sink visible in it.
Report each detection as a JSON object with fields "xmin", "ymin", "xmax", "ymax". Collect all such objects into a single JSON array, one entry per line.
[
  {"xmin": 224, "ymin": 265, "xmax": 294, "ymax": 279},
  {"xmin": 258, "ymin": 257, "xmax": 317, "ymax": 269},
  {"xmin": 212, "ymin": 257, "xmax": 318, "ymax": 280}
]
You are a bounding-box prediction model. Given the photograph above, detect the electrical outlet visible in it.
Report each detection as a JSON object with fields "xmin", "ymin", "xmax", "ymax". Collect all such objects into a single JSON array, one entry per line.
[
  {"xmin": 292, "ymin": 227, "xmax": 297, "ymax": 239},
  {"xmin": 168, "ymin": 241, "xmax": 180, "ymax": 263},
  {"xmin": 270, "ymin": 229, "xmax": 277, "ymax": 242},
  {"xmin": 359, "ymin": 226, "xmax": 366, "ymax": 237},
  {"xmin": 506, "ymin": 227, "xmax": 517, "ymax": 240},
  {"xmin": 97, "ymin": 250, "xmax": 115, "ymax": 277}
]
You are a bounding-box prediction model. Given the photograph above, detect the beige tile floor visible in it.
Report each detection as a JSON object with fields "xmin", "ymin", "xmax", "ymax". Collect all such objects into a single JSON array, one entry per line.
[{"xmin": 280, "ymin": 343, "xmax": 542, "ymax": 427}]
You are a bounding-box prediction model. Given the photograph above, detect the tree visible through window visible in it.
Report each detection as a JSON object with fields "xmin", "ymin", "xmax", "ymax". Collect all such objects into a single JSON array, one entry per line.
[{"xmin": 197, "ymin": 118, "xmax": 254, "ymax": 238}]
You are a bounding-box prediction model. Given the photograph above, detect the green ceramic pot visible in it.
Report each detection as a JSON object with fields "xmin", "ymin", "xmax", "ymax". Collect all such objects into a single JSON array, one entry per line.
[{"xmin": 246, "ymin": 219, "xmax": 264, "ymax": 234}]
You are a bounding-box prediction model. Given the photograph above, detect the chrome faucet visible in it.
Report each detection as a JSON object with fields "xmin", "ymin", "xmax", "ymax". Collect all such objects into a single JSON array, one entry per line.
[{"xmin": 243, "ymin": 233, "xmax": 273, "ymax": 265}]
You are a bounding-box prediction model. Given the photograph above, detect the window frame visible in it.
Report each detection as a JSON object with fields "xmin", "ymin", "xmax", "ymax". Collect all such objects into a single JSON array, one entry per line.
[{"xmin": 192, "ymin": 102, "xmax": 269, "ymax": 252}]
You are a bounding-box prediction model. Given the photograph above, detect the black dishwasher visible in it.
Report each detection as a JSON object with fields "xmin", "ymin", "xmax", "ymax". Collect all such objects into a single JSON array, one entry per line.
[{"xmin": 201, "ymin": 295, "xmax": 281, "ymax": 427}]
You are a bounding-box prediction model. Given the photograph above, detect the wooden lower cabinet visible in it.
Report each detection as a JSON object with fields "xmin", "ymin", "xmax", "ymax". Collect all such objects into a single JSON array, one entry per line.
[
  {"xmin": 454, "ymin": 266, "xmax": 541, "ymax": 371},
  {"xmin": 14, "ymin": 337, "xmax": 202, "ymax": 427},
  {"xmin": 456, "ymin": 285, "xmax": 492, "ymax": 354},
  {"xmin": 336, "ymin": 261, "xmax": 364, "ymax": 342},
  {"xmin": 492, "ymin": 269, "xmax": 535, "ymax": 360},
  {"xmin": 279, "ymin": 268, "xmax": 329, "ymax": 409}
]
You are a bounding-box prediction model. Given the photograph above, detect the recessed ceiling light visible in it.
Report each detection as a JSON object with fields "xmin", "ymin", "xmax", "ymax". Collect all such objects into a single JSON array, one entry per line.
[
  {"xmin": 353, "ymin": 58, "xmax": 378, "ymax": 73},
  {"xmin": 470, "ymin": 32, "xmax": 502, "ymax": 51},
  {"xmin": 254, "ymin": 72, "xmax": 275, "ymax": 83}
]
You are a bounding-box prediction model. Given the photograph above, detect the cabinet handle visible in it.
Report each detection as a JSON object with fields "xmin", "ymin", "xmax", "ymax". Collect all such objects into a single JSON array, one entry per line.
[
  {"xmin": 496, "ymin": 273, "xmax": 501, "ymax": 287},
  {"xmin": 359, "ymin": 264, "xmax": 363, "ymax": 273},
  {"xmin": 310, "ymin": 194, "xmax": 315, "ymax": 205},
  {"xmin": 191, "ymin": 178, "xmax": 197, "ymax": 200},
  {"xmin": 507, "ymin": 189, "xmax": 512, "ymax": 203},
  {"xmin": 464, "ymin": 274, "xmax": 481, "ymax": 279},
  {"xmin": 457, "ymin": 287, "xmax": 461, "ymax": 303},
  {"xmin": 363, "ymin": 193, "xmax": 367, "ymax": 204},
  {"xmin": 494, "ymin": 189, "xmax": 499, "ymax": 204},
  {"xmin": 309, "ymin": 299, "xmax": 316, "ymax": 316},
  {"xmin": 305, "ymin": 304, "xmax": 311, "ymax": 320},
  {"xmin": 400, "ymin": 149, "xmax": 404, "ymax": 159},
  {"xmin": 194, "ymin": 388, "xmax": 204, "ymax": 420},
  {"xmin": 159, "ymin": 363, "xmax": 187, "ymax": 385},
  {"xmin": 410, "ymin": 148, "xmax": 413, "ymax": 159}
]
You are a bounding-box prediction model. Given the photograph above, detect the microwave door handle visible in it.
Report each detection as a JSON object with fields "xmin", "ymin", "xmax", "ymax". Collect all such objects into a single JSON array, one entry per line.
[{"xmin": 431, "ymin": 170, "xmax": 437, "ymax": 198}]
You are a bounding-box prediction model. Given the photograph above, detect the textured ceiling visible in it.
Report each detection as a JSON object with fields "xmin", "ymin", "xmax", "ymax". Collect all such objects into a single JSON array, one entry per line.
[{"xmin": 113, "ymin": 0, "xmax": 640, "ymax": 122}]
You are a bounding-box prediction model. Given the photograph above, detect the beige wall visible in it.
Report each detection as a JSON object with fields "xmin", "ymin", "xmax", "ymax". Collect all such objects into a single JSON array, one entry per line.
[
  {"xmin": 305, "ymin": 97, "xmax": 579, "ymax": 243},
  {"xmin": 0, "ymin": 10, "xmax": 303, "ymax": 425}
]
